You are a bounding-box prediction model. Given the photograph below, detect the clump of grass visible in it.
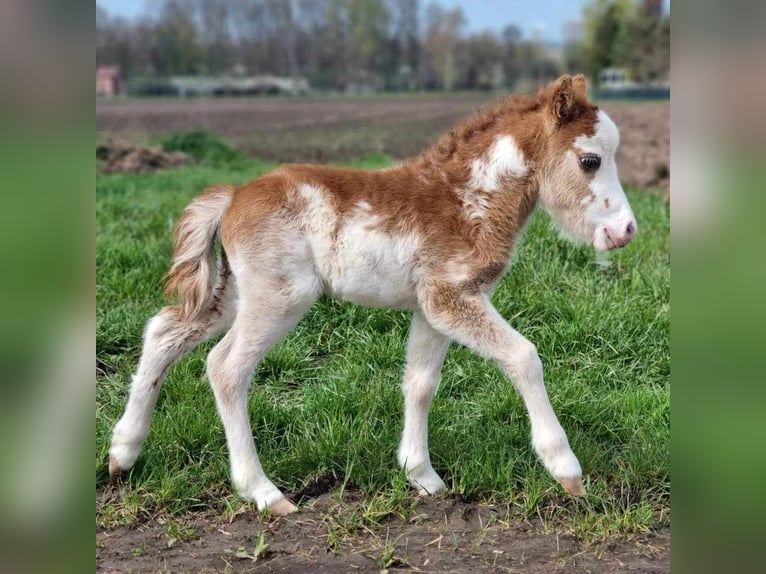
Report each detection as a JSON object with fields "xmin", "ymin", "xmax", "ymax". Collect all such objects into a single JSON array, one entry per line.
[
  {"xmin": 96, "ymin": 157, "xmax": 669, "ymax": 540},
  {"xmin": 160, "ymin": 130, "xmax": 249, "ymax": 169}
]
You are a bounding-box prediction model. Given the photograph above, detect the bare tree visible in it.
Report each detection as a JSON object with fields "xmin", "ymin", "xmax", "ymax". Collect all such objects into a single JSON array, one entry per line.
[
  {"xmin": 151, "ymin": 0, "xmax": 205, "ymax": 76},
  {"xmin": 346, "ymin": 0, "xmax": 390, "ymax": 89},
  {"xmin": 459, "ymin": 31, "xmax": 503, "ymax": 90},
  {"xmin": 391, "ymin": 0, "xmax": 419, "ymax": 89},
  {"xmin": 424, "ymin": 3, "xmax": 465, "ymax": 90},
  {"xmin": 197, "ymin": 0, "xmax": 233, "ymax": 74},
  {"xmin": 97, "ymin": 0, "xmax": 668, "ymax": 94},
  {"xmin": 500, "ymin": 24, "xmax": 523, "ymax": 89}
]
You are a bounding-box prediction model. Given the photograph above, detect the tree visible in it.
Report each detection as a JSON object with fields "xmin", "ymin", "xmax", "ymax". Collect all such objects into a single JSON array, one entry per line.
[
  {"xmin": 459, "ymin": 31, "xmax": 503, "ymax": 90},
  {"xmin": 583, "ymin": 0, "xmax": 633, "ymax": 82},
  {"xmin": 152, "ymin": 0, "xmax": 205, "ymax": 76},
  {"xmin": 319, "ymin": 0, "xmax": 351, "ymax": 88},
  {"xmin": 583, "ymin": 0, "xmax": 669, "ymax": 85},
  {"xmin": 197, "ymin": 0, "xmax": 233, "ymax": 75},
  {"xmin": 616, "ymin": 2, "xmax": 669, "ymax": 83},
  {"xmin": 294, "ymin": 0, "xmax": 330, "ymax": 83},
  {"xmin": 500, "ymin": 24, "xmax": 522, "ymax": 89},
  {"xmin": 562, "ymin": 20, "xmax": 586, "ymax": 75},
  {"xmin": 516, "ymin": 39, "xmax": 561, "ymax": 90},
  {"xmin": 390, "ymin": 0, "xmax": 420, "ymax": 89},
  {"xmin": 97, "ymin": 10, "xmax": 150, "ymax": 78},
  {"xmin": 423, "ymin": 3, "xmax": 465, "ymax": 90},
  {"xmin": 346, "ymin": 0, "xmax": 390, "ymax": 89},
  {"xmin": 101, "ymin": 0, "xmax": 661, "ymax": 95}
]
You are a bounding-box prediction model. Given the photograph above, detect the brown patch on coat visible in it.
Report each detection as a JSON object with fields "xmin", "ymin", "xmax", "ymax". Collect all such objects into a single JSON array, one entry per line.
[
  {"xmin": 604, "ymin": 198, "xmax": 610, "ymax": 209},
  {"xmin": 420, "ymin": 283, "xmax": 506, "ymax": 349}
]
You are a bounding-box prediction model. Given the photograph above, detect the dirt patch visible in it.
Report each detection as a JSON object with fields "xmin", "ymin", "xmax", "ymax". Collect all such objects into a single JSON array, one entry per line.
[
  {"xmin": 97, "ymin": 139, "xmax": 193, "ymax": 174},
  {"xmin": 96, "ymin": 96, "xmax": 490, "ymax": 136},
  {"xmin": 97, "ymin": 491, "xmax": 669, "ymax": 573},
  {"xmin": 600, "ymin": 102, "xmax": 670, "ymax": 196}
]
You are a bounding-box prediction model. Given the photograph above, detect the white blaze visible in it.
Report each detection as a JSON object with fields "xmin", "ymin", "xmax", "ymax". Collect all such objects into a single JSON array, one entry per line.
[{"xmin": 574, "ymin": 111, "xmax": 636, "ymax": 250}]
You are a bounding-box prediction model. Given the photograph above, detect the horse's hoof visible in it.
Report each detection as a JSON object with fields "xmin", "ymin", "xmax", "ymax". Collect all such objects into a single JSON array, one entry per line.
[
  {"xmin": 559, "ymin": 477, "xmax": 586, "ymax": 497},
  {"xmin": 108, "ymin": 456, "xmax": 122, "ymax": 486},
  {"xmin": 268, "ymin": 498, "xmax": 298, "ymax": 516}
]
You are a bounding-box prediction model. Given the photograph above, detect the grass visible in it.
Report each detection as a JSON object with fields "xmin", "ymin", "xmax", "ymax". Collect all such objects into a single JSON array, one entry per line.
[
  {"xmin": 159, "ymin": 130, "xmax": 252, "ymax": 170},
  {"xmin": 96, "ymin": 152, "xmax": 669, "ymax": 540}
]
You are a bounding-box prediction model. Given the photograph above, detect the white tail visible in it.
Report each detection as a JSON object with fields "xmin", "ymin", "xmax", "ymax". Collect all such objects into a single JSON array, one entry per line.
[{"xmin": 164, "ymin": 185, "xmax": 233, "ymax": 319}]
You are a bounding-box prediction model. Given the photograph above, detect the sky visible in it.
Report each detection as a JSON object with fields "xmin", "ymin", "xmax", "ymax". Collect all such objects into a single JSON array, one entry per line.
[{"xmin": 98, "ymin": 0, "xmax": 669, "ymax": 44}]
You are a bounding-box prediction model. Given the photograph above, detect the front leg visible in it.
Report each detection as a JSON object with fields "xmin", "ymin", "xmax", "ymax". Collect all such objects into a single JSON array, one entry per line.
[
  {"xmin": 398, "ymin": 311, "xmax": 451, "ymax": 495},
  {"xmin": 420, "ymin": 286, "xmax": 585, "ymax": 496}
]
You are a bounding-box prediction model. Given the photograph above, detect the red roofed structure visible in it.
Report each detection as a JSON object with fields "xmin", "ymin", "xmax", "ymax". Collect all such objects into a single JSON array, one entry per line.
[{"xmin": 97, "ymin": 66, "xmax": 121, "ymax": 98}]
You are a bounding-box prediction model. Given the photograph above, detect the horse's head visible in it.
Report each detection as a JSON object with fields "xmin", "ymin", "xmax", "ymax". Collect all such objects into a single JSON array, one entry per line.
[{"xmin": 538, "ymin": 75, "xmax": 637, "ymax": 251}]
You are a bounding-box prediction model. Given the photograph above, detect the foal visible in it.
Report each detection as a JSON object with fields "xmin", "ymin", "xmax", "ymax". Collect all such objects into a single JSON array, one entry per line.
[{"xmin": 109, "ymin": 75, "xmax": 637, "ymax": 515}]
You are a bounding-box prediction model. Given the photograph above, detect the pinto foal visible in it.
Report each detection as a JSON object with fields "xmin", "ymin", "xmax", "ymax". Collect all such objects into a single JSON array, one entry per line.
[{"xmin": 109, "ymin": 74, "xmax": 637, "ymax": 515}]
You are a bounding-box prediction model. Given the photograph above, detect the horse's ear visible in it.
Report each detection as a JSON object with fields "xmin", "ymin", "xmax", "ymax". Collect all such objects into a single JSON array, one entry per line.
[
  {"xmin": 550, "ymin": 75, "xmax": 577, "ymax": 124},
  {"xmin": 572, "ymin": 74, "xmax": 588, "ymax": 101}
]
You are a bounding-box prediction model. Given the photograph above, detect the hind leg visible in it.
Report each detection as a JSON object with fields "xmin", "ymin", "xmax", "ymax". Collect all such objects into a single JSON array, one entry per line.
[
  {"xmin": 109, "ymin": 286, "xmax": 236, "ymax": 480},
  {"xmin": 206, "ymin": 275, "xmax": 319, "ymax": 514}
]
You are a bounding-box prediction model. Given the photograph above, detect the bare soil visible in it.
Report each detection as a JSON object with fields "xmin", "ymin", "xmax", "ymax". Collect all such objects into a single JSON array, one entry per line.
[
  {"xmin": 96, "ymin": 96, "xmax": 488, "ymax": 135},
  {"xmin": 602, "ymin": 102, "xmax": 669, "ymax": 196},
  {"xmin": 96, "ymin": 96, "xmax": 669, "ymax": 194},
  {"xmin": 97, "ymin": 489, "xmax": 668, "ymax": 573}
]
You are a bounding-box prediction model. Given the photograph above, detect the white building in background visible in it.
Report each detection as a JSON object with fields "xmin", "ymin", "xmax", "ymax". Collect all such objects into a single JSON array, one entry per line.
[
  {"xmin": 598, "ymin": 68, "xmax": 637, "ymax": 90},
  {"xmin": 169, "ymin": 76, "xmax": 310, "ymax": 97}
]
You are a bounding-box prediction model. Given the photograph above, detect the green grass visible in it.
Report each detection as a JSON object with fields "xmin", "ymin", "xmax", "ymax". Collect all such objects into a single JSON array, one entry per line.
[
  {"xmin": 96, "ymin": 155, "xmax": 669, "ymax": 539},
  {"xmin": 159, "ymin": 130, "xmax": 252, "ymax": 170}
]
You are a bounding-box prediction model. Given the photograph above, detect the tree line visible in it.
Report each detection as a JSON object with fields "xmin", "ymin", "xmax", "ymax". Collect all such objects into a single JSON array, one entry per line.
[{"xmin": 96, "ymin": 0, "xmax": 669, "ymax": 92}]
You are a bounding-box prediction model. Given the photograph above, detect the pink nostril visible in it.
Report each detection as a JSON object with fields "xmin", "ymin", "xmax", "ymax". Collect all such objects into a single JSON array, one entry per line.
[{"xmin": 625, "ymin": 221, "xmax": 636, "ymax": 238}]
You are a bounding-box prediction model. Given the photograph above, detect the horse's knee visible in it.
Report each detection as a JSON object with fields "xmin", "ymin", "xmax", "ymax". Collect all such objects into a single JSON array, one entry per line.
[
  {"xmin": 206, "ymin": 335, "xmax": 256, "ymax": 404},
  {"xmin": 143, "ymin": 305, "xmax": 181, "ymax": 341},
  {"xmin": 518, "ymin": 340, "xmax": 542, "ymax": 372},
  {"xmin": 402, "ymin": 370, "xmax": 439, "ymax": 405},
  {"xmin": 499, "ymin": 339, "xmax": 542, "ymax": 382},
  {"xmin": 206, "ymin": 337, "xmax": 231, "ymax": 390}
]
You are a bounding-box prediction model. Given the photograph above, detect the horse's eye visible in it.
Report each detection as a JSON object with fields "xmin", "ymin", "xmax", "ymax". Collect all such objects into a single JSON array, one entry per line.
[{"xmin": 579, "ymin": 153, "xmax": 601, "ymax": 171}]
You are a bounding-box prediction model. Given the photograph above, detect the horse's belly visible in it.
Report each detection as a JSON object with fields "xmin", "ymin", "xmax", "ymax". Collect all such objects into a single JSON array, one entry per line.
[{"xmin": 325, "ymin": 228, "xmax": 420, "ymax": 310}]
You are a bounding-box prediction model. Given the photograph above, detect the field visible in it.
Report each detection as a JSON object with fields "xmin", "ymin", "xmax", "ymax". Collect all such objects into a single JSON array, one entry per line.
[
  {"xmin": 97, "ymin": 95, "xmax": 669, "ymax": 193},
  {"xmin": 96, "ymin": 96, "xmax": 670, "ymax": 572}
]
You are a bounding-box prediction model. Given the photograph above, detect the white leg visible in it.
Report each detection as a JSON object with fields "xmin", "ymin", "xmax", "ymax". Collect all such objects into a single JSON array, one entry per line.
[
  {"xmin": 397, "ymin": 312, "xmax": 450, "ymax": 495},
  {"xmin": 206, "ymin": 289, "xmax": 317, "ymax": 514},
  {"xmin": 109, "ymin": 295, "xmax": 235, "ymax": 479},
  {"xmin": 421, "ymin": 288, "xmax": 584, "ymax": 496}
]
